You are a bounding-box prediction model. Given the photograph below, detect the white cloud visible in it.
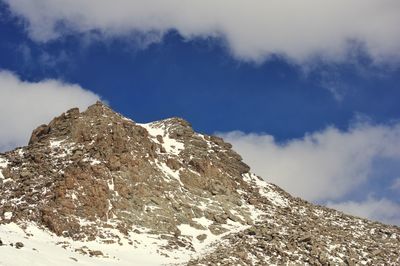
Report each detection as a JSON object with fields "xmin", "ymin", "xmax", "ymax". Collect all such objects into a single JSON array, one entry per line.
[
  {"xmin": 391, "ymin": 178, "xmax": 400, "ymax": 192},
  {"xmin": 4, "ymin": 0, "xmax": 400, "ymax": 63},
  {"xmin": 220, "ymin": 123, "xmax": 400, "ymax": 202},
  {"xmin": 327, "ymin": 197, "xmax": 400, "ymax": 226},
  {"xmin": 0, "ymin": 70, "xmax": 100, "ymax": 152}
]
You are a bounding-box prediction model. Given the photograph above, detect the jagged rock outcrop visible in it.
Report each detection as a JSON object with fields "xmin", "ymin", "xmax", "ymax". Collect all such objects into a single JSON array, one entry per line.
[{"xmin": 0, "ymin": 101, "xmax": 399, "ymax": 265}]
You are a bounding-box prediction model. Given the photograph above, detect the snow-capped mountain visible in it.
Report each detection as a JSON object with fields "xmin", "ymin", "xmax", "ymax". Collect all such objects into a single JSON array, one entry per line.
[{"xmin": 0, "ymin": 102, "xmax": 399, "ymax": 265}]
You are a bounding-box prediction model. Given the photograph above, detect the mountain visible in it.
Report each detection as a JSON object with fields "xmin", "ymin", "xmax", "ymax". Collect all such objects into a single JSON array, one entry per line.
[{"xmin": 0, "ymin": 101, "xmax": 399, "ymax": 265}]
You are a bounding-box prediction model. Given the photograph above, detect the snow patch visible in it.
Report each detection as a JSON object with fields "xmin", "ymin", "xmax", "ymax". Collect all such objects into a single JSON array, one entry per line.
[
  {"xmin": 193, "ymin": 217, "xmax": 213, "ymax": 228},
  {"xmin": 122, "ymin": 117, "xmax": 134, "ymax": 123},
  {"xmin": 178, "ymin": 218, "xmax": 250, "ymax": 260},
  {"xmin": 177, "ymin": 223, "xmax": 222, "ymax": 253},
  {"xmin": 197, "ymin": 200, "xmax": 210, "ymax": 211},
  {"xmin": 139, "ymin": 122, "xmax": 184, "ymax": 156},
  {"xmin": 242, "ymin": 173, "xmax": 289, "ymax": 207},
  {"xmin": 156, "ymin": 161, "xmax": 184, "ymax": 185},
  {"xmin": 244, "ymin": 201, "xmax": 265, "ymax": 222},
  {"xmin": 0, "ymin": 222, "xmax": 198, "ymax": 265},
  {"xmin": 4, "ymin": 212, "xmax": 13, "ymax": 220},
  {"xmin": 50, "ymin": 141, "xmax": 75, "ymax": 160},
  {"xmin": 0, "ymin": 156, "xmax": 9, "ymax": 180},
  {"xmin": 49, "ymin": 139, "xmax": 64, "ymax": 148},
  {"xmin": 71, "ymin": 193, "xmax": 78, "ymax": 201},
  {"xmin": 107, "ymin": 179, "xmax": 115, "ymax": 191},
  {"xmin": 17, "ymin": 149, "xmax": 25, "ymax": 157},
  {"xmin": 262, "ymin": 189, "xmax": 289, "ymax": 207},
  {"xmin": 82, "ymin": 156, "xmax": 102, "ymax": 165}
]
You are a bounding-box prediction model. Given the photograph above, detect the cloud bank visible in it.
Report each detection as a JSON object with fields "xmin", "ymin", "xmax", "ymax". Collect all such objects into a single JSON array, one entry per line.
[
  {"xmin": 220, "ymin": 123, "xmax": 400, "ymax": 224},
  {"xmin": 0, "ymin": 71, "xmax": 100, "ymax": 152},
  {"xmin": 327, "ymin": 197, "xmax": 400, "ymax": 226},
  {"xmin": 5, "ymin": 0, "xmax": 400, "ymax": 63}
]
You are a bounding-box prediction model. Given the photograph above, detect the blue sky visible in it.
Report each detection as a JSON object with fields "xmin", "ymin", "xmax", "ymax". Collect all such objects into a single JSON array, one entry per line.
[{"xmin": 1, "ymin": 1, "xmax": 400, "ymax": 224}]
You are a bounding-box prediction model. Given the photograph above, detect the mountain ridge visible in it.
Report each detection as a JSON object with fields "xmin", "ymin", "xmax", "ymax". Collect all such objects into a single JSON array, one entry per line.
[{"xmin": 0, "ymin": 101, "xmax": 399, "ymax": 265}]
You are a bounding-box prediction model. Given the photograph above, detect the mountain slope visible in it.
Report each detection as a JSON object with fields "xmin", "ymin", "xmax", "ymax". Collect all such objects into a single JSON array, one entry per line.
[{"xmin": 0, "ymin": 102, "xmax": 399, "ymax": 265}]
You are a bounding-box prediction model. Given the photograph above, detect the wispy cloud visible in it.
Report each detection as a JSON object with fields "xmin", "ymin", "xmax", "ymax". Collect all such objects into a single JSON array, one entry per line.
[
  {"xmin": 4, "ymin": 0, "xmax": 400, "ymax": 64},
  {"xmin": 16, "ymin": 43, "xmax": 71, "ymax": 72},
  {"xmin": 0, "ymin": 70, "xmax": 100, "ymax": 151},
  {"xmin": 327, "ymin": 197, "xmax": 400, "ymax": 226}
]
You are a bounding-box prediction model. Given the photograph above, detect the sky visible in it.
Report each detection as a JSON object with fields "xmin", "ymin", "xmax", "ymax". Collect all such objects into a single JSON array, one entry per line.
[{"xmin": 0, "ymin": 0, "xmax": 400, "ymax": 225}]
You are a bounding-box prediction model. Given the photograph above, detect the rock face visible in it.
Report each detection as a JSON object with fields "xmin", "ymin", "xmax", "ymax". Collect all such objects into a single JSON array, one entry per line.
[{"xmin": 0, "ymin": 101, "xmax": 399, "ymax": 265}]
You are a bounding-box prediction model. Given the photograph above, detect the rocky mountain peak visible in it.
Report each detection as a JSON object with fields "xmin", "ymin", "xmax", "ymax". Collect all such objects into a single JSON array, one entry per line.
[
  {"xmin": 29, "ymin": 101, "xmax": 133, "ymax": 145},
  {"xmin": 0, "ymin": 103, "xmax": 399, "ymax": 265},
  {"xmin": 1, "ymin": 102, "xmax": 254, "ymax": 238}
]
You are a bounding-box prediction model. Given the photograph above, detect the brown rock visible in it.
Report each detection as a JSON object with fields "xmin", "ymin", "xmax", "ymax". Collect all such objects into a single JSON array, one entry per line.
[
  {"xmin": 298, "ymin": 234, "xmax": 312, "ymax": 243},
  {"xmin": 197, "ymin": 234, "xmax": 207, "ymax": 241},
  {"xmin": 89, "ymin": 250, "xmax": 103, "ymax": 257},
  {"xmin": 29, "ymin": 124, "xmax": 50, "ymax": 145}
]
